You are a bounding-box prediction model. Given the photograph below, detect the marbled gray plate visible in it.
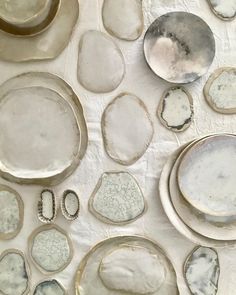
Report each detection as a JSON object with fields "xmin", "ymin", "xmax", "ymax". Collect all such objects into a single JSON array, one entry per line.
[{"xmin": 144, "ymin": 12, "xmax": 215, "ymax": 84}]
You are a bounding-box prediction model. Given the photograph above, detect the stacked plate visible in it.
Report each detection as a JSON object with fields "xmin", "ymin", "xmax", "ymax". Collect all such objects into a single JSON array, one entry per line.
[{"xmin": 160, "ymin": 134, "xmax": 236, "ymax": 247}]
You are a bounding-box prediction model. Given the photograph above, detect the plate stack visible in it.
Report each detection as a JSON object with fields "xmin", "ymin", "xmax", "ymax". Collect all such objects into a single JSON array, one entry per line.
[{"xmin": 160, "ymin": 134, "xmax": 236, "ymax": 247}]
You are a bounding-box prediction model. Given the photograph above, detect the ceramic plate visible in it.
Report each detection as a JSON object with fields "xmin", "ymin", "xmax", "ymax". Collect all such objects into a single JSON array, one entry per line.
[
  {"xmin": 0, "ymin": 72, "xmax": 87, "ymax": 185},
  {"xmin": 178, "ymin": 134, "xmax": 236, "ymax": 216},
  {"xmin": 75, "ymin": 236, "xmax": 178, "ymax": 295},
  {"xmin": 170, "ymin": 135, "xmax": 236, "ymax": 240},
  {"xmin": 144, "ymin": 12, "xmax": 215, "ymax": 84},
  {"xmin": 159, "ymin": 139, "xmax": 236, "ymax": 247}
]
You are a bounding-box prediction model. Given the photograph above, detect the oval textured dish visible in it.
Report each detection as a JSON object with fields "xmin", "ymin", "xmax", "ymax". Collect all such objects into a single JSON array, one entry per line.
[
  {"xmin": 0, "ymin": 185, "xmax": 24, "ymax": 240},
  {"xmin": 29, "ymin": 224, "xmax": 73, "ymax": 275},
  {"xmin": 0, "ymin": 0, "xmax": 79, "ymax": 61},
  {"xmin": 0, "ymin": 0, "xmax": 60, "ymax": 37},
  {"xmin": 143, "ymin": 12, "xmax": 215, "ymax": 84},
  {"xmin": 159, "ymin": 139, "xmax": 236, "ymax": 247},
  {"xmin": 38, "ymin": 189, "xmax": 57, "ymax": 223},
  {"xmin": 61, "ymin": 189, "xmax": 80, "ymax": 221},
  {"xmin": 178, "ymin": 134, "xmax": 236, "ymax": 216},
  {"xmin": 0, "ymin": 72, "xmax": 88, "ymax": 185},
  {"xmin": 207, "ymin": 0, "xmax": 236, "ymax": 21},
  {"xmin": 75, "ymin": 236, "xmax": 179, "ymax": 295},
  {"xmin": 169, "ymin": 135, "xmax": 236, "ymax": 240}
]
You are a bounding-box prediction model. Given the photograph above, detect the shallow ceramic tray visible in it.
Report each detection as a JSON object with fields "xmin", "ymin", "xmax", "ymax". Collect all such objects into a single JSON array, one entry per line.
[
  {"xmin": 177, "ymin": 134, "xmax": 236, "ymax": 216},
  {"xmin": 159, "ymin": 139, "xmax": 236, "ymax": 247},
  {"xmin": 0, "ymin": 72, "xmax": 88, "ymax": 185},
  {"xmin": 169, "ymin": 135, "xmax": 236, "ymax": 240},
  {"xmin": 143, "ymin": 11, "xmax": 215, "ymax": 84},
  {"xmin": 75, "ymin": 236, "xmax": 179, "ymax": 295},
  {"xmin": 0, "ymin": 0, "xmax": 60, "ymax": 37},
  {"xmin": 0, "ymin": 0, "xmax": 79, "ymax": 62}
]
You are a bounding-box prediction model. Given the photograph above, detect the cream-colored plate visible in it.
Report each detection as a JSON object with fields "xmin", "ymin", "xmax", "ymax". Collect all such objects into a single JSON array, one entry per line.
[
  {"xmin": 0, "ymin": 0, "xmax": 78, "ymax": 61},
  {"xmin": 170, "ymin": 135, "xmax": 236, "ymax": 240},
  {"xmin": 75, "ymin": 236, "xmax": 179, "ymax": 295},
  {"xmin": 0, "ymin": 72, "xmax": 88, "ymax": 185},
  {"xmin": 159, "ymin": 139, "xmax": 236, "ymax": 247},
  {"xmin": 178, "ymin": 134, "xmax": 236, "ymax": 216}
]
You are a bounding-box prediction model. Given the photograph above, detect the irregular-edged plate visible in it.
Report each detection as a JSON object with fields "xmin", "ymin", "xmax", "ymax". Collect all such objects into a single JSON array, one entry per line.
[
  {"xmin": 0, "ymin": 185, "xmax": 24, "ymax": 240},
  {"xmin": 170, "ymin": 135, "xmax": 236, "ymax": 240},
  {"xmin": 0, "ymin": 249, "xmax": 30, "ymax": 295},
  {"xmin": 144, "ymin": 12, "xmax": 215, "ymax": 84},
  {"xmin": 159, "ymin": 138, "xmax": 236, "ymax": 247},
  {"xmin": 75, "ymin": 236, "xmax": 179, "ymax": 295},
  {"xmin": 178, "ymin": 134, "xmax": 236, "ymax": 216},
  {"xmin": 33, "ymin": 279, "xmax": 66, "ymax": 295},
  {"xmin": 29, "ymin": 224, "xmax": 73, "ymax": 274},
  {"xmin": 184, "ymin": 246, "xmax": 220, "ymax": 295},
  {"xmin": 89, "ymin": 171, "xmax": 146, "ymax": 225},
  {"xmin": 0, "ymin": 72, "xmax": 87, "ymax": 185},
  {"xmin": 0, "ymin": 0, "xmax": 79, "ymax": 61},
  {"xmin": 102, "ymin": 0, "xmax": 143, "ymax": 41},
  {"xmin": 102, "ymin": 93, "xmax": 154, "ymax": 165},
  {"xmin": 204, "ymin": 67, "xmax": 236, "ymax": 114},
  {"xmin": 157, "ymin": 86, "xmax": 194, "ymax": 132},
  {"xmin": 207, "ymin": 0, "xmax": 236, "ymax": 21}
]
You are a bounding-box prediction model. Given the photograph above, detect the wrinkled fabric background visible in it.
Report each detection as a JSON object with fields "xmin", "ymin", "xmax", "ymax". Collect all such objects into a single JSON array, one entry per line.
[{"xmin": 0, "ymin": 0, "xmax": 236, "ymax": 294}]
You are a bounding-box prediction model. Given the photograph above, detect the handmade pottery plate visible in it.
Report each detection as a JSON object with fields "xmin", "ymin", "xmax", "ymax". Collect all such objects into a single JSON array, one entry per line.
[
  {"xmin": 0, "ymin": 0, "xmax": 60, "ymax": 36},
  {"xmin": 169, "ymin": 135, "xmax": 236, "ymax": 240},
  {"xmin": 207, "ymin": 0, "xmax": 236, "ymax": 21},
  {"xmin": 178, "ymin": 134, "xmax": 236, "ymax": 216},
  {"xmin": 33, "ymin": 279, "xmax": 66, "ymax": 295},
  {"xmin": 29, "ymin": 224, "xmax": 73, "ymax": 274},
  {"xmin": 0, "ymin": 0, "xmax": 79, "ymax": 61},
  {"xmin": 75, "ymin": 236, "xmax": 179, "ymax": 295},
  {"xmin": 38, "ymin": 189, "xmax": 56, "ymax": 223},
  {"xmin": 0, "ymin": 72, "xmax": 88, "ymax": 185},
  {"xmin": 144, "ymin": 12, "xmax": 215, "ymax": 84},
  {"xmin": 61, "ymin": 190, "xmax": 80, "ymax": 221},
  {"xmin": 159, "ymin": 139, "xmax": 236, "ymax": 247},
  {"xmin": 0, "ymin": 185, "xmax": 24, "ymax": 240}
]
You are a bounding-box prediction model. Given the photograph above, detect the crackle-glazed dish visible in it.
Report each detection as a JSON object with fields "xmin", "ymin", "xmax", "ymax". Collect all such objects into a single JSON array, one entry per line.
[
  {"xmin": 0, "ymin": 72, "xmax": 88, "ymax": 185},
  {"xmin": 0, "ymin": 0, "xmax": 79, "ymax": 61},
  {"xmin": 75, "ymin": 236, "xmax": 179, "ymax": 295},
  {"xmin": 144, "ymin": 12, "xmax": 215, "ymax": 84}
]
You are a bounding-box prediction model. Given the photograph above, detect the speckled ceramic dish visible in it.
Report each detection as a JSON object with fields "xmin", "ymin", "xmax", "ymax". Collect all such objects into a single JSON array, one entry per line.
[
  {"xmin": 0, "ymin": 0, "xmax": 79, "ymax": 61},
  {"xmin": 61, "ymin": 190, "xmax": 80, "ymax": 221},
  {"xmin": 144, "ymin": 12, "xmax": 215, "ymax": 84},
  {"xmin": 38, "ymin": 189, "xmax": 57, "ymax": 223},
  {"xmin": 159, "ymin": 138, "xmax": 236, "ymax": 247},
  {"xmin": 0, "ymin": 72, "xmax": 88, "ymax": 185},
  {"xmin": 75, "ymin": 236, "xmax": 179, "ymax": 295},
  {"xmin": 33, "ymin": 279, "xmax": 66, "ymax": 295},
  {"xmin": 178, "ymin": 134, "xmax": 236, "ymax": 217},
  {"xmin": 0, "ymin": 0, "xmax": 60, "ymax": 36}
]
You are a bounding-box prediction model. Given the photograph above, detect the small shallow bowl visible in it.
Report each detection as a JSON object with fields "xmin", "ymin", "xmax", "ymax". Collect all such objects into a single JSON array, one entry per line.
[
  {"xmin": 143, "ymin": 11, "xmax": 215, "ymax": 84},
  {"xmin": 0, "ymin": 0, "xmax": 60, "ymax": 37}
]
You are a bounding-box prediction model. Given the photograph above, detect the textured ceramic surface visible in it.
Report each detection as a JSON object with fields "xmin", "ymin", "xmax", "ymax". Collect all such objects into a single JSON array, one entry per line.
[
  {"xmin": 159, "ymin": 139, "xmax": 236, "ymax": 247},
  {"xmin": 75, "ymin": 236, "xmax": 178, "ymax": 295},
  {"xmin": 0, "ymin": 0, "xmax": 79, "ymax": 61},
  {"xmin": 78, "ymin": 30, "xmax": 125, "ymax": 93},
  {"xmin": 61, "ymin": 190, "xmax": 80, "ymax": 221},
  {"xmin": 169, "ymin": 135, "xmax": 236, "ymax": 241},
  {"xmin": 34, "ymin": 279, "xmax": 66, "ymax": 295},
  {"xmin": 0, "ymin": 185, "xmax": 24, "ymax": 240},
  {"xmin": 178, "ymin": 134, "xmax": 236, "ymax": 216},
  {"xmin": 204, "ymin": 67, "xmax": 236, "ymax": 114},
  {"xmin": 102, "ymin": 93, "xmax": 154, "ymax": 165},
  {"xmin": 0, "ymin": 249, "xmax": 30, "ymax": 295},
  {"xmin": 207, "ymin": 0, "xmax": 236, "ymax": 20},
  {"xmin": 89, "ymin": 172, "xmax": 146, "ymax": 225},
  {"xmin": 144, "ymin": 12, "xmax": 215, "ymax": 84},
  {"xmin": 38, "ymin": 189, "xmax": 56, "ymax": 223},
  {"xmin": 157, "ymin": 86, "xmax": 194, "ymax": 132},
  {"xmin": 102, "ymin": 0, "xmax": 143, "ymax": 41},
  {"xmin": 0, "ymin": 72, "xmax": 87, "ymax": 185},
  {"xmin": 29, "ymin": 224, "xmax": 73, "ymax": 274},
  {"xmin": 184, "ymin": 246, "xmax": 220, "ymax": 295}
]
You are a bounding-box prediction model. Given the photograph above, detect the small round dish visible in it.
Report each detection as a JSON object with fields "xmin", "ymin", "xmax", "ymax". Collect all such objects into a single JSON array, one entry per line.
[
  {"xmin": 0, "ymin": 0, "xmax": 60, "ymax": 37},
  {"xmin": 75, "ymin": 236, "xmax": 179, "ymax": 295},
  {"xmin": 170, "ymin": 135, "xmax": 236, "ymax": 240},
  {"xmin": 143, "ymin": 11, "xmax": 215, "ymax": 84},
  {"xmin": 178, "ymin": 134, "xmax": 236, "ymax": 217},
  {"xmin": 159, "ymin": 140, "xmax": 236, "ymax": 247}
]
